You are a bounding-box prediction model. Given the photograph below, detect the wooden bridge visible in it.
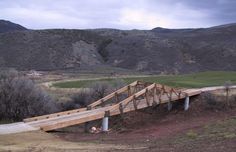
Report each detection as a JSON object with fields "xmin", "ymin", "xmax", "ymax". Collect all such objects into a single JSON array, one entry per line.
[{"xmin": 22, "ymin": 81, "xmax": 201, "ymax": 132}]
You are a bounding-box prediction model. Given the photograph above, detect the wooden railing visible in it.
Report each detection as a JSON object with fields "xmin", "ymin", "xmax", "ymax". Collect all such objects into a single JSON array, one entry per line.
[
  {"xmin": 23, "ymin": 81, "xmax": 147, "ymax": 122},
  {"xmin": 108, "ymin": 83, "xmax": 188, "ymax": 115}
]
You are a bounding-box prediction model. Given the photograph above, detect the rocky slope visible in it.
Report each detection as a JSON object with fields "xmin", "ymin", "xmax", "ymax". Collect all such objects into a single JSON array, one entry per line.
[
  {"xmin": 0, "ymin": 20, "xmax": 236, "ymax": 73},
  {"xmin": 93, "ymin": 24, "xmax": 236, "ymax": 74}
]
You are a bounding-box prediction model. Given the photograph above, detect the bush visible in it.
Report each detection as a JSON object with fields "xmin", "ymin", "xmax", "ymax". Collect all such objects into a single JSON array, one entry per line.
[
  {"xmin": 89, "ymin": 81, "xmax": 112, "ymax": 100},
  {"xmin": 71, "ymin": 89, "xmax": 92, "ymax": 107},
  {"xmin": 201, "ymin": 92, "xmax": 228, "ymax": 110},
  {"xmin": 0, "ymin": 69, "xmax": 57, "ymax": 121},
  {"xmin": 62, "ymin": 89, "xmax": 92, "ymax": 110},
  {"xmin": 97, "ymin": 39, "xmax": 112, "ymax": 61},
  {"xmin": 64, "ymin": 80, "xmax": 127, "ymax": 111}
]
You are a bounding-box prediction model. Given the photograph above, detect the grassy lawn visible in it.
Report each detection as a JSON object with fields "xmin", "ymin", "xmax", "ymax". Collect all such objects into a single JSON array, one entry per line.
[{"xmin": 53, "ymin": 71, "xmax": 236, "ymax": 89}]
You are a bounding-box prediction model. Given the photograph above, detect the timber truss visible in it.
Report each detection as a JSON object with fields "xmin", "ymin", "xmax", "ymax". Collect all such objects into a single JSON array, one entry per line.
[{"xmin": 23, "ymin": 81, "xmax": 201, "ymax": 131}]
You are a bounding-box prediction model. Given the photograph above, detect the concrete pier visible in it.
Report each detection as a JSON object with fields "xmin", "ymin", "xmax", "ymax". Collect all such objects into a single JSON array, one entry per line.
[
  {"xmin": 167, "ymin": 102, "xmax": 172, "ymax": 111},
  {"xmin": 184, "ymin": 96, "xmax": 190, "ymax": 111},
  {"xmin": 102, "ymin": 117, "xmax": 109, "ymax": 132}
]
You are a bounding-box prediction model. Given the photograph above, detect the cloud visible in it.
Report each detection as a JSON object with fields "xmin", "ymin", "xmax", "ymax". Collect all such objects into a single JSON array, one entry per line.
[
  {"xmin": 0, "ymin": 0, "xmax": 235, "ymax": 29},
  {"xmin": 116, "ymin": 8, "xmax": 161, "ymax": 29}
]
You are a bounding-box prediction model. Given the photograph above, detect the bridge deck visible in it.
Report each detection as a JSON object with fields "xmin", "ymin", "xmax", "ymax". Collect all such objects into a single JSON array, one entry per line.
[
  {"xmin": 1, "ymin": 84, "xmax": 235, "ymax": 135},
  {"xmin": 0, "ymin": 80, "xmax": 205, "ymax": 135},
  {"xmin": 27, "ymin": 88, "xmax": 201, "ymax": 131}
]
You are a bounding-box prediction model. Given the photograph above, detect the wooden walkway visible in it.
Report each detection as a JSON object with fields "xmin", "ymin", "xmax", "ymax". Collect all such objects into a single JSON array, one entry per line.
[{"xmin": 23, "ymin": 81, "xmax": 201, "ymax": 131}]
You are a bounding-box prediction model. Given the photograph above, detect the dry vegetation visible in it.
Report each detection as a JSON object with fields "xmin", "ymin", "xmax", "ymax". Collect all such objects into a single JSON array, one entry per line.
[{"xmin": 0, "ymin": 70, "xmax": 58, "ymax": 121}]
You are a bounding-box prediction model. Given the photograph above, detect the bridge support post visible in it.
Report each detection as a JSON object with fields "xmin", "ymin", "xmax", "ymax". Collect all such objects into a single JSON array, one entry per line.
[
  {"xmin": 102, "ymin": 111, "xmax": 109, "ymax": 132},
  {"xmin": 184, "ymin": 96, "xmax": 190, "ymax": 111},
  {"xmin": 84, "ymin": 122, "xmax": 90, "ymax": 133},
  {"xmin": 167, "ymin": 102, "xmax": 172, "ymax": 111}
]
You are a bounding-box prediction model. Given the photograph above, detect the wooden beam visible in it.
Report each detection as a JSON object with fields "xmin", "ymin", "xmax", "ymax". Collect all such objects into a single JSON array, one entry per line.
[
  {"xmin": 88, "ymin": 81, "xmax": 139, "ymax": 108},
  {"xmin": 109, "ymin": 83, "xmax": 156, "ymax": 112}
]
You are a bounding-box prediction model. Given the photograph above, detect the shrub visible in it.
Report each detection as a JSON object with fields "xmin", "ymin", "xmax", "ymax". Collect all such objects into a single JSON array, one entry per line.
[
  {"xmin": 90, "ymin": 81, "xmax": 112, "ymax": 100},
  {"xmin": 62, "ymin": 89, "xmax": 93, "ymax": 110},
  {"xmin": 201, "ymin": 92, "xmax": 228, "ymax": 110},
  {"xmin": 0, "ymin": 69, "xmax": 57, "ymax": 121},
  {"xmin": 202, "ymin": 92, "xmax": 217, "ymax": 106},
  {"xmin": 72, "ymin": 89, "xmax": 92, "ymax": 107},
  {"xmin": 65, "ymin": 80, "xmax": 127, "ymax": 111},
  {"xmin": 97, "ymin": 39, "xmax": 112, "ymax": 61}
]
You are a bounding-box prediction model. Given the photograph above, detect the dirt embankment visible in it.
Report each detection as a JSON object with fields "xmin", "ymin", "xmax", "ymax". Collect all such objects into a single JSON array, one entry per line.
[{"xmin": 56, "ymin": 91, "xmax": 236, "ymax": 152}]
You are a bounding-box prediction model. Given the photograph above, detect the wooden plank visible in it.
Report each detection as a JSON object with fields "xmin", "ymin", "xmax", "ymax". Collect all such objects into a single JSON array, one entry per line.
[
  {"xmin": 41, "ymin": 112, "xmax": 105, "ymax": 131},
  {"xmin": 28, "ymin": 106, "xmax": 111, "ymax": 127},
  {"xmin": 24, "ymin": 107, "xmax": 87, "ymax": 122}
]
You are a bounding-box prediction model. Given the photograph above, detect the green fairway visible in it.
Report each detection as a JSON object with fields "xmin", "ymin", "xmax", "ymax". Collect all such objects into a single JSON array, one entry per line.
[{"xmin": 52, "ymin": 71, "xmax": 236, "ymax": 89}]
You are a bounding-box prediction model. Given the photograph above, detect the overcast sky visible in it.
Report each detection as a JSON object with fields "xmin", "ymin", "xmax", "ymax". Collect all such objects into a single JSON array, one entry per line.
[{"xmin": 0, "ymin": 0, "xmax": 236, "ymax": 30}]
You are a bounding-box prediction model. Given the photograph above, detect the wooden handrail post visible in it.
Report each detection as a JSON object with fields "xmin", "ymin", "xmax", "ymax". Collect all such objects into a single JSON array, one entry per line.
[
  {"xmin": 115, "ymin": 92, "xmax": 119, "ymax": 103},
  {"xmin": 145, "ymin": 89, "xmax": 150, "ymax": 106},
  {"xmin": 133, "ymin": 95, "xmax": 138, "ymax": 110},
  {"xmin": 153, "ymin": 84, "xmax": 158, "ymax": 104},
  {"xmin": 101, "ymin": 99, "xmax": 104, "ymax": 107},
  {"xmin": 87, "ymin": 105, "xmax": 92, "ymax": 110},
  {"xmin": 119, "ymin": 103, "xmax": 124, "ymax": 114},
  {"xmin": 127, "ymin": 85, "xmax": 131, "ymax": 96}
]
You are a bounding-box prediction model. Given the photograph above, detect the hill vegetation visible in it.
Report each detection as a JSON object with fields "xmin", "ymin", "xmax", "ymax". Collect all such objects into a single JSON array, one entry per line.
[
  {"xmin": 53, "ymin": 71, "xmax": 236, "ymax": 88},
  {"xmin": 0, "ymin": 20, "xmax": 236, "ymax": 73}
]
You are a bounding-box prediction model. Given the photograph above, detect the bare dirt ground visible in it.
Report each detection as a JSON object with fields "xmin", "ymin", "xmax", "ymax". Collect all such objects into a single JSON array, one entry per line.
[
  {"xmin": 0, "ymin": 131, "xmax": 130, "ymax": 152},
  {"xmin": 55, "ymin": 94, "xmax": 236, "ymax": 152},
  {"xmin": 0, "ymin": 92, "xmax": 236, "ymax": 152}
]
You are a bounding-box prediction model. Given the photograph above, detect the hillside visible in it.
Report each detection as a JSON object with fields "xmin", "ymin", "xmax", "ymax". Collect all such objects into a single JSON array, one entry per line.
[
  {"xmin": 0, "ymin": 21, "xmax": 236, "ymax": 73},
  {"xmin": 0, "ymin": 20, "xmax": 27, "ymax": 33},
  {"xmin": 94, "ymin": 25, "xmax": 236, "ymax": 73},
  {"xmin": 0, "ymin": 29, "xmax": 110, "ymax": 70}
]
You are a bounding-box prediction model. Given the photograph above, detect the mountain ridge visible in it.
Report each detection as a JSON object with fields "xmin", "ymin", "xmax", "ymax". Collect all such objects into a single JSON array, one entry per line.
[
  {"xmin": 0, "ymin": 20, "xmax": 27, "ymax": 33},
  {"xmin": 0, "ymin": 20, "xmax": 235, "ymax": 74}
]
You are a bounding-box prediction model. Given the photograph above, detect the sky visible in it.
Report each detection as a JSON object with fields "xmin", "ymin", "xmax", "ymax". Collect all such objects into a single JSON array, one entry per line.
[{"xmin": 0, "ymin": 0, "xmax": 236, "ymax": 30}]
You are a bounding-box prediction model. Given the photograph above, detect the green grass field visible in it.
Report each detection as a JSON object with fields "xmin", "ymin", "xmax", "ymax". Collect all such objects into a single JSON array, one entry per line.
[{"xmin": 53, "ymin": 71, "xmax": 236, "ymax": 89}]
